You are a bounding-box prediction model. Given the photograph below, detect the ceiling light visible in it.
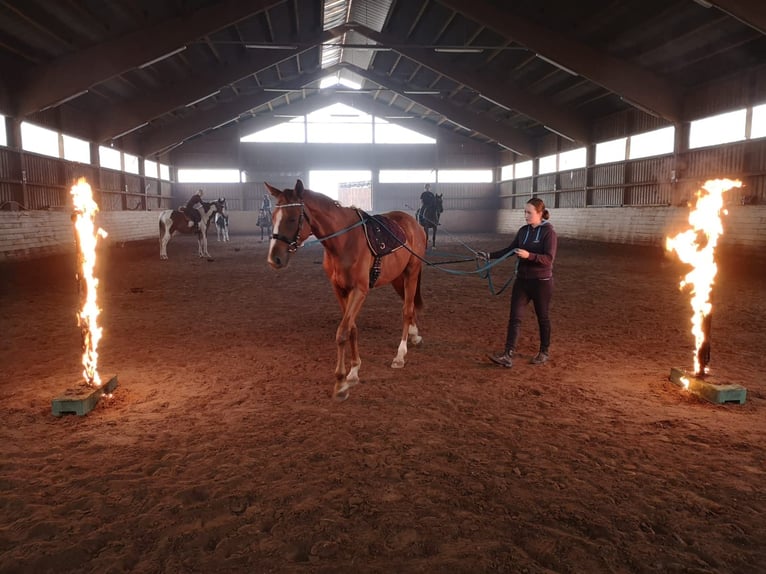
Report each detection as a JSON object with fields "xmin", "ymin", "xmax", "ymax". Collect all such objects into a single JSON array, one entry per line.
[
  {"xmin": 245, "ymin": 44, "xmax": 298, "ymax": 50},
  {"xmin": 543, "ymin": 126, "xmax": 575, "ymax": 142},
  {"xmin": 384, "ymin": 116, "xmax": 414, "ymax": 119},
  {"xmin": 433, "ymin": 47, "xmax": 484, "ymax": 54},
  {"xmin": 39, "ymin": 89, "xmax": 89, "ymax": 111},
  {"xmin": 403, "ymin": 90, "xmax": 441, "ymax": 95},
  {"xmin": 535, "ymin": 54, "xmax": 578, "ymax": 76},
  {"xmin": 138, "ymin": 47, "xmax": 187, "ymax": 69},
  {"xmin": 692, "ymin": 0, "xmax": 713, "ymax": 7},
  {"xmin": 185, "ymin": 90, "xmax": 221, "ymax": 107},
  {"xmin": 479, "ymin": 94, "xmax": 511, "ymax": 110},
  {"xmin": 336, "ymin": 44, "xmax": 391, "ymax": 52},
  {"xmin": 113, "ymin": 122, "xmax": 149, "ymax": 139}
]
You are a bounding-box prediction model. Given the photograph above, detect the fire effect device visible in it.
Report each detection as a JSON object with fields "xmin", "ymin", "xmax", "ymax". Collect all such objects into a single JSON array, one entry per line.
[
  {"xmin": 665, "ymin": 178, "xmax": 746, "ymax": 404},
  {"xmin": 52, "ymin": 178, "xmax": 118, "ymax": 416}
]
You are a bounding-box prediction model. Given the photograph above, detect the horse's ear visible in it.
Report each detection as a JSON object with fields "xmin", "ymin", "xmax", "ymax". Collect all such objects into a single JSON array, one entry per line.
[
  {"xmin": 264, "ymin": 183, "xmax": 281, "ymax": 197},
  {"xmin": 295, "ymin": 179, "xmax": 305, "ymax": 197}
]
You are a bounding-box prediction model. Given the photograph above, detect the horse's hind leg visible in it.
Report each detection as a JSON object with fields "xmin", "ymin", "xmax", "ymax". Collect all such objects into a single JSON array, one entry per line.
[
  {"xmin": 391, "ymin": 276, "xmax": 420, "ymax": 368},
  {"xmin": 160, "ymin": 226, "xmax": 171, "ymax": 260}
]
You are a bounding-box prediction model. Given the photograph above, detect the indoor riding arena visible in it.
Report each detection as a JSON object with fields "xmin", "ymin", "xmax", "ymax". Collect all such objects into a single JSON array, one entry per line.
[{"xmin": 1, "ymin": 1, "xmax": 766, "ymax": 573}]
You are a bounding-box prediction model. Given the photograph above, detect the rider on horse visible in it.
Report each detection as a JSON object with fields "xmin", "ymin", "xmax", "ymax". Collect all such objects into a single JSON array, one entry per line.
[
  {"xmin": 416, "ymin": 184, "xmax": 435, "ymax": 226},
  {"xmin": 185, "ymin": 188, "xmax": 205, "ymax": 229}
]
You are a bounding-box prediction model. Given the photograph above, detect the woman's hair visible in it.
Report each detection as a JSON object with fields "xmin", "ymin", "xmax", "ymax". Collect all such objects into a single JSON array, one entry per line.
[{"xmin": 527, "ymin": 197, "xmax": 550, "ymax": 220}]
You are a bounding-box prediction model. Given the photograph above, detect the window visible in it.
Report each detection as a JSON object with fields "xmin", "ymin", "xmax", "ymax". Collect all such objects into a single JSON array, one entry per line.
[
  {"xmin": 538, "ymin": 154, "xmax": 557, "ymax": 174},
  {"xmin": 438, "ymin": 169, "xmax": 493, "ymax": 183},
  {"xmin": 515, "ymin": 160, "xmax": 533, "ymax": 178},
  {"xmin": 0, "ymin": 114, "xmax": 6, "ymax": 147},
  {"xmin": 240, "ymin": 104, "xmax": 436, "ymax": 145},
  {"xmin": 307, "ymin": 103, "xmax": 371, "ymax": 144},
  {"xmin": 63, "ymin": 134, "xmax": 90, "ymax": 163},
  {"xmin": 689, "ymin": 109, "xmax": 746, "ymax": 149},
  {"xmin": 379, "ymin": 170, "xmax": 436, "ymax": 184},
  {"xmin": 629, "ymin": 126, "xmax": 674, "ymax": 160},
  {"xmin": 241, "ymin": 118, "xmax": 305, "ymax": 143},
  {"xmin": 124, "ymin": 153, "xmax": 139, "ymax": 174},
  {"xmin": 750, "ymin": 103, "xmax": 766, "ymax": 139},
  {"xmin": 159, "ymin": 163, "xmax": 170, "ymax": 181},
  {"xmin": 144, "ymin": 159, "xmax": 158, "ymax": 179},
  {"xmin": 595, "ymin": 137, "xmax": 627, "ymax": 164},
  {"xmin": 21, "ymin": 122, "xmax": 59, "ymax": 158},
  {"xmin": 98, "ymin": 145, "xmax": 121, "ymax": 169},
  {"xmin": 559, "ymin": 147, "xmax": 586, "ymax": 171},
  {"xmin": 373, "ymin": 118, "xmax": 435, "ymax": 144},
  {"xmin": 177, "ymin": 169, "xmax": 240, "ymax": 183},
  {"xmin": 500, "ymin": 164, "xmax": 514, "ymax": 181}
]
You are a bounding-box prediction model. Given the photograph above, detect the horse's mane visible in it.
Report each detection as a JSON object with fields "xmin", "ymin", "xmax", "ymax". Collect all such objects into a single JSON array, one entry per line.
[{"xmin": 301, "ymin": 187, "xmax": 344, "ymax": 211}]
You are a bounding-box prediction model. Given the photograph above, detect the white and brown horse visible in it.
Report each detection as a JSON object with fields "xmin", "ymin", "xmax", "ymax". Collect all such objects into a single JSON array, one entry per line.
[
  {"xmin": 159, "ymin": 198, "xmax": 227, "ymax": 260},
  {"xmin": 266, "ymin": 179, "xmax": 426, "ymax": 401}
]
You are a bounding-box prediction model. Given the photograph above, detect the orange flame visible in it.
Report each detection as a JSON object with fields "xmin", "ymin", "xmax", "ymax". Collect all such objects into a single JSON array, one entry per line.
[
  {"xmin": 71, "ymin": 178, "xmax": 108, "ymax": 387},
  {"xmin": 665, "ymin": 178, "xmax": 741, "ymax": 375}
]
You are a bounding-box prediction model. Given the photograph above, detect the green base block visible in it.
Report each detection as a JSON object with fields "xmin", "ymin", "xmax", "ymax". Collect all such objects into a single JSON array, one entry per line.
[
  {"xmin": 669, "ymin": 367, "xmax": 746, "ymax": 405},
  {"xmin": 52, "ymin": 375, "xmax": 119, "ymax": 416}
]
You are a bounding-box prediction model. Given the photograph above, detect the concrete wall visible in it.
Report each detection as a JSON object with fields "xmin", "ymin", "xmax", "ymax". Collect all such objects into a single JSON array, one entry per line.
[
  {"xmin": 2, "ymin": 205, "xmax": 763, "ymax": 261},
  {"xmin": 0, "ymin": 210, "xmax": 159, "ymax": 261},
  {"xmin": 497, "ymin": 205, "xmax": 766, "ymax": 249}
]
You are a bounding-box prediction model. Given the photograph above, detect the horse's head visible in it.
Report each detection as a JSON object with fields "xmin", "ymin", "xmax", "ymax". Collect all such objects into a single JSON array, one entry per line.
[
  {"xmin": 435, "ymin": 193, "xmax": 444, "ymax": 215},
  {"xmin": 215, "ymin": 197, "xmax": 227, "ymax": 214},
  {"xmin": 264, "ymin": 179, "xmax": 312, "ymax": 269}
]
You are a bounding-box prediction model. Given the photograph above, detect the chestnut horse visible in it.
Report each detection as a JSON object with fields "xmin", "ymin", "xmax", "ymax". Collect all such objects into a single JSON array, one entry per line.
[{"xmin": 265, "ymin": 179, "xmax": 427, "ymax": 401}]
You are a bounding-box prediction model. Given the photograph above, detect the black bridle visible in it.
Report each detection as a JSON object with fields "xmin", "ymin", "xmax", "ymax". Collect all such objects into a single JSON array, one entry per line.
[{"xmin": 271, "ymin": 202, "xmax": 308, "ymax": 253}]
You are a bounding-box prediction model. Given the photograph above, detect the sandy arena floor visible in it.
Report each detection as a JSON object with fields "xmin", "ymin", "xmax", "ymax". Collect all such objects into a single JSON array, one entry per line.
[{"xmin": 0, "ymin": 232, "xmax": 764, "ymax": 573}]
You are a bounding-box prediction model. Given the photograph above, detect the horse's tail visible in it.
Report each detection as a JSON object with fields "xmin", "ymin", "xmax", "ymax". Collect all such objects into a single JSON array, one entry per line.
[{"xmin": 414, "ymin": 270, "xmax": 424, "ymax": 310}]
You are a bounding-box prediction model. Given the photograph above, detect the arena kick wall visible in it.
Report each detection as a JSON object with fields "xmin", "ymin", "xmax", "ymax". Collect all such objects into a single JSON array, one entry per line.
[
  {"xmin": 2, "ymin": 205, "xmax": 763, "ymax": 261},
  {"xmin": 0, "ymin": 211, "xmax": 158, "ymax": 261},
  {"xmin": 498, "ymin": 205, "xmax": 766, "ymax": 250}
]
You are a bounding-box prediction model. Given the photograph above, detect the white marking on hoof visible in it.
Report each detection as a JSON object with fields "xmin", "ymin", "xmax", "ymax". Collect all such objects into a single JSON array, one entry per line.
[
  {"xmin": 410, "ymin": 335, "xmax": 422, "ymax": 346},
  {"xmin": 391, "ymin": 358, "xmax": 405, "ymax": 368},
  {"xmin": 334, "ymin": 385, "xmax": 350, "ymax": 401},
  {"xmin": 346, "ymin": 366, "xmax": 361, "ymax": 387}
]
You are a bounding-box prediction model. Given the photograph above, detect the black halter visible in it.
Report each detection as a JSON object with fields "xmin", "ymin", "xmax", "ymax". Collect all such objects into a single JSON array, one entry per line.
[{"xmin": 271, "ymin": 202, "xmax": 307, "ymax": 253}]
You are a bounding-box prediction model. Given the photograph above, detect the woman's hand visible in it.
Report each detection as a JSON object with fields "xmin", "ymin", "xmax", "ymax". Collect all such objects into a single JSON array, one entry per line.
[{"xmin": 514, "ymin": 248, "xmax": 530, "ymax": 259}]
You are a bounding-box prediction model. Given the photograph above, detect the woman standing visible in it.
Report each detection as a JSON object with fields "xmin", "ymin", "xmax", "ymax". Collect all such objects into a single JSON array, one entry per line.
[{"xmin": 479, "ymin": 198, "xmax": 558, "ymax": 368}]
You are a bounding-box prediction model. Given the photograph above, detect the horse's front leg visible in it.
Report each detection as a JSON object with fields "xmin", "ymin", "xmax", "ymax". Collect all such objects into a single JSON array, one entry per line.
[
  {"xmin": 199, "ymin": 230, "xmax": 210, "ymax": 258},
  {"xmin": 333, "ymin": 289, "xmax": 367, "ymax": 401}
]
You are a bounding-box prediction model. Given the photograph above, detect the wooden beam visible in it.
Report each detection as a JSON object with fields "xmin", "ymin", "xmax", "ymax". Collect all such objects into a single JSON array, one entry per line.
[
  {"xmin": 134, "ymin": 66, "xmax": 336, "ymax": 156},
  {"xmin": 12, "ymin": 0, "xmax": 286, "ymax": 117},
  {"xmin": 437, "ymin": 0, "xmax": 682, "ymax": 123},
  {"xmin": 352, "ymin": 24, "xmax": 589, "ymax": 144},
  {"xmin": 710, "ymin": 0, "xmax": 766, "ymax": 35},
  {"xmin": 345, "ymin": 64, "xmax": 536, "ymax": 157}
]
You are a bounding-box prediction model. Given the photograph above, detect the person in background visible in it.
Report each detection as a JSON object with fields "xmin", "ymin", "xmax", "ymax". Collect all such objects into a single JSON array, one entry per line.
[
  {"xmin": 478, "ymin": 197, "xmax": 558, "ymax": 368},
  {"xmin": 185, "ymin": 188, "xmax": 205, "ymax": 228}
]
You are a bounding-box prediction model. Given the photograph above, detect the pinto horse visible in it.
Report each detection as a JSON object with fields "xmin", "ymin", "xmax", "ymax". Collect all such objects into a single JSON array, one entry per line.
[
  {"xmin": 265, "ymin": 179, "xmax": 427, "ymax": 401},
  {"xmin": 417, "ymin": 192, "xmax": 443, "ymax": 249},
  {"xmin": 158, "ymin": 198, "xmax": 227, "ymax": 260}
]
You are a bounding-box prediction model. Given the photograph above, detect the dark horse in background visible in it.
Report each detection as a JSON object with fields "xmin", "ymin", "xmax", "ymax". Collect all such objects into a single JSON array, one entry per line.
[
  {"xmin": 265, "ymin": 179, "xmax": 427, "ymax": 401},
  {"xmin": 417, "ymin": 190, "xmax": 444, "ymax": 249}
]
